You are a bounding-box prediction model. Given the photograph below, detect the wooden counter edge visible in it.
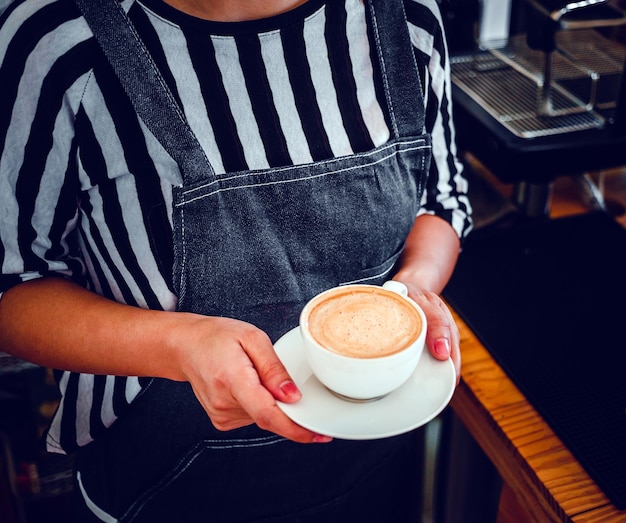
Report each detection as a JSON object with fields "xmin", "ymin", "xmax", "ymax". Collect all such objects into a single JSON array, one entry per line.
[
  {"xmin": 449, "ymin": 379, "xmax": 568, "ymax": 523},
  {"xmin": 447, "ymin": 304, "xmax": 572, "ymax": 523}
]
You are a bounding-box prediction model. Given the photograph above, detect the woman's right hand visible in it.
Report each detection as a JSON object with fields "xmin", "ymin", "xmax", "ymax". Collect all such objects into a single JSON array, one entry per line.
[{"xmin": 167, "ymin": 313, "xmax": 332, "ymax": 444}]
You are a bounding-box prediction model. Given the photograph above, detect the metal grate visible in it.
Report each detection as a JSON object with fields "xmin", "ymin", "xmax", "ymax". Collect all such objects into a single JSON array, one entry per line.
[{"xmin": 451, "ymin": 30, "xmax": 624, "ymax": 138}]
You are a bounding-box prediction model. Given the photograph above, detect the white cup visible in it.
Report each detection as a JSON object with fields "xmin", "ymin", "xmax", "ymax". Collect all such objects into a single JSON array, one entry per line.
[{"xmin": 299, "ymin": 281, "xmax": 427, "ymax": 401}]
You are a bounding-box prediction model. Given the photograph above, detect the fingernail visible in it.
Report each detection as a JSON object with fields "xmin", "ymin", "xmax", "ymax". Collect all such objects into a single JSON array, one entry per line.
[
  {"xmin": 279, "ymin": 380, "xmax": 299, "ymax": 397},
  {"xmin": 313, "ymin": 434, "xmax": 333, "ymax": 443},
  {"xmin": 435, "ymin": 338, "xmax": 451, "ymax": 358}
]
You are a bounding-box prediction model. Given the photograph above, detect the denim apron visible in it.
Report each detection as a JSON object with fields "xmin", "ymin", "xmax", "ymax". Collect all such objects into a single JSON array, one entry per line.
[{"xmin": 73, "ymin": 0, "xmax": 432, "ymax": 521}]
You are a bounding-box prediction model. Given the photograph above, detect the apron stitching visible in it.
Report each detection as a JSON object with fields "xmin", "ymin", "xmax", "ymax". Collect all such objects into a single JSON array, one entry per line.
[
  {"xmin": 177, "ymin": 144, "xmax": 430, "ymax": 206},
  {"xmin": 200, "ymin": 439, "xmax": 286, "ymax": 450},
  {"xmin": 176, "ymin": 205, "xmax": 188, "ymax": 305},
  {"xmin": 201, "ymin": 435, "xmax": 284, "ymax": 445},
  {"xmin": 180, "ymin": 138, "xmax": 427, "ymax": 197},
  {"xmin": 418, "ymin": 148, "xmax": 427, "ymax": 200},
  {"xmin": 366, "ymin": 2, "xmax": 398, "ymax": 138},
  {"xmin": 339, "ymin": 263, "xmax": 396, "ymax": 286}
]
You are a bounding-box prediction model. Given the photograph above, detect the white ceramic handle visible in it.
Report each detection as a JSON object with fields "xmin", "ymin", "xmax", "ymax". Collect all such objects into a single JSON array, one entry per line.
[{"xmin": 382, "ymin": 280, "xmax": 408, "ymax": 297}]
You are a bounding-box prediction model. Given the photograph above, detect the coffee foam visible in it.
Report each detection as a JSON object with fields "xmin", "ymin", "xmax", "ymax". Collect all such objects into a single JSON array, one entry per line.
[{"xmin": 307, "ymin": 287, "xmax": 422, "ymax": 358}]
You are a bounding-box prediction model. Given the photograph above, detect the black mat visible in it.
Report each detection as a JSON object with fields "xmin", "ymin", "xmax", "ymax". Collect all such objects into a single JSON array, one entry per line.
[{"xmin": 443, "ymin": 211, "xmax": 626, "ymax": 510}]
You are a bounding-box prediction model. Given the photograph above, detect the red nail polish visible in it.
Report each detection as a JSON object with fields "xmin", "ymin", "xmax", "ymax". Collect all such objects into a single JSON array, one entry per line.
[
  {"xmin": 279, "ymin": 380, "xmax": 299, "ymax": 396},
  {"xmin": 435, "ymin": 338, "xmax": 451, "ymax": 358}
]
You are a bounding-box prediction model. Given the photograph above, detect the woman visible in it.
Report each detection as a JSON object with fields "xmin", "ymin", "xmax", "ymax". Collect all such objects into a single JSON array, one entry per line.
[{"xmin": 0, "ymin": 0, "xmax": 472, "ymax": 520}]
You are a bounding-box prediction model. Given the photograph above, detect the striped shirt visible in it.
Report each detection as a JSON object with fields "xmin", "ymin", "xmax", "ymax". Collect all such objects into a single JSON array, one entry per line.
[{"xmin": 0, "ymin": 0, "xmax": 472, "ymax": 453}]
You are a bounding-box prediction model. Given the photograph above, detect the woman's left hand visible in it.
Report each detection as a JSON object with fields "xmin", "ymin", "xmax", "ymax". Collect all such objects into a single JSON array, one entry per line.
[
  {"xmin": 392, "ymin": 214, "xmax": 464, "ymax": 386},
  {"xmin": 400, "ymin": 281, "xmax": 461, "ymax": 385}
]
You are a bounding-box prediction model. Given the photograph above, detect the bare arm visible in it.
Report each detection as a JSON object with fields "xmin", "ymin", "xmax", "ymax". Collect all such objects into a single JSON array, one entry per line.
[
  {"xmin": 0, "ymin": 277, "xmax": 328, "ymax": 443},
  {"xmin": 0, "ymin": 277, "xmax": 187, "ymax": 378},
  {"xmin": 393, "ymin": 214, "xmax": 462, "ymax": 382}
]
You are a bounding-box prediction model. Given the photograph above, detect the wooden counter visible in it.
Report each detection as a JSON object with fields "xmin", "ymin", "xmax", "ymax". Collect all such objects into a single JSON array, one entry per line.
[{"xmin": 450, "ymin": 307, "xmax": 626, "ymax": 522}]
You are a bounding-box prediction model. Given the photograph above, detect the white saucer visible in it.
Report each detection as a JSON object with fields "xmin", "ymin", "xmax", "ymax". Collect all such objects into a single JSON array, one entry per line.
[{"xmin": 274, "ymin": 327, "xmax": 456, "ymax": 440}]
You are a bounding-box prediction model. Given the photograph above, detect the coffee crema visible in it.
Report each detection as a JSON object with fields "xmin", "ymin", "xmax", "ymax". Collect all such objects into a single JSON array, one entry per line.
[{"xmin": 306, "ymin": 287, "xmax": 422, "ymax": 358}]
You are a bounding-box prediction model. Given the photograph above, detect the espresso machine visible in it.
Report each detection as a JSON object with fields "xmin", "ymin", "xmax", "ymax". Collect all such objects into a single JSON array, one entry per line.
[{"xmin": 441, "ymin": 0, "xmax": 626, "ymax": 216}]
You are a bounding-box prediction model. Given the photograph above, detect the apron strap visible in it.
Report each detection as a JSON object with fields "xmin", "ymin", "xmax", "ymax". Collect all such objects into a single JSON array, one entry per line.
[
  {"xmin": 73, "ymin": 0, "xmax": 214, "ymax": 185},
  {"xmin": 365, "ymin": 0, "xmax": 426, "ymax": 138}
]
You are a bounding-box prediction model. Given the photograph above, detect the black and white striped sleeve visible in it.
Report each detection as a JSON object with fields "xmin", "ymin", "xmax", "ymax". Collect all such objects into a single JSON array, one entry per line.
[
  {"xmin": 0, "ymin": 0, "xmax": 91, "ymax": 299},
  {"xmin": 405, "ymin": 0, "xmax": 473, "ymax": 239}
]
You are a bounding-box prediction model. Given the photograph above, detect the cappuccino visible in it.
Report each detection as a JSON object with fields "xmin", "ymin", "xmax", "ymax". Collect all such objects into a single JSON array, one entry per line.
[{"xmin": 307, "ymin": 286, "xmax": 422, "ymax": 358}]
